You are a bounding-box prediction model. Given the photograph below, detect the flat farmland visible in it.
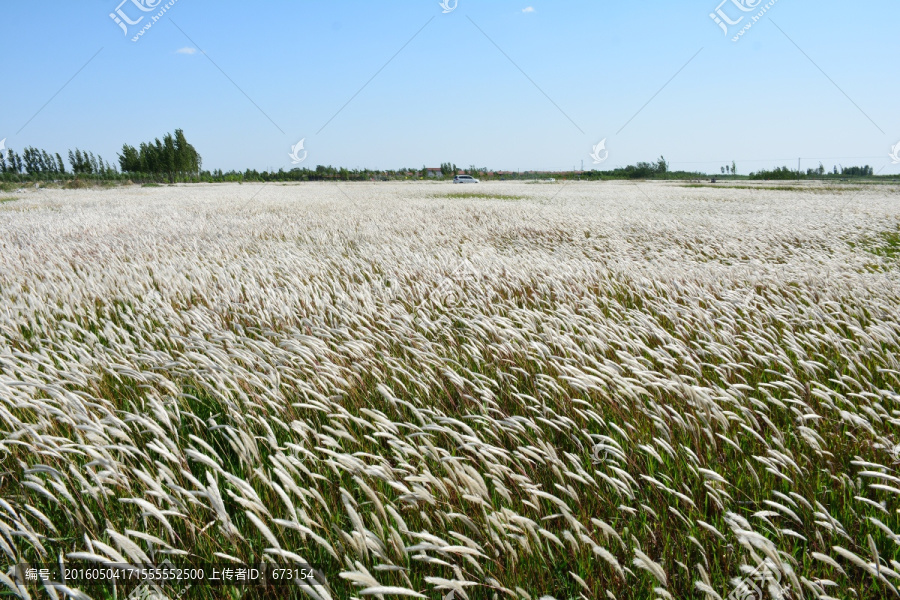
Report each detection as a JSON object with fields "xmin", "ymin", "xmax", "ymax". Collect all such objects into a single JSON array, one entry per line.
[{"xmin": 1, "ymin": 181, "xmax": 899, "ymax": 599}]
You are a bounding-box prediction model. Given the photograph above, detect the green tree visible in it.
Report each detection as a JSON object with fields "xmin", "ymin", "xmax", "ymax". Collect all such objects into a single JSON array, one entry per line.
[
  {"xmin": 41, "ymin": 150, "xmax": 54, "ymax": 174},
  {"xmin": 22, "ymin": 147, "xmax": 37, "ymax": 174},
  {"xmin": 172, "ymin": 129, "xmax": 200, "ymax": 176},
  {"xmin": 656, "ymin": 156, "xmax": 668, "ymax": 174},
  {"xmin": 118, "ymin": 144, "xmax": 141, "ymax": 173},
  {"xmin": 10, "ymin": 150, "xmax": 23, "ymax": 174},
  {"xmin": 162, "ymin": 133, "xmax": 176, "ymax": 181},
  {"xmin": 69, "ymin": 149, "xmax": 87, "ymax": 174}
]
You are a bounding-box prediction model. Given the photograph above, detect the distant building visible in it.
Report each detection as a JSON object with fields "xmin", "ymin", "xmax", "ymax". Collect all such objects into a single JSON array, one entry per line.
[{"xmin": 425, "ymin": 168, "xmax": 443, "ymax": 178}]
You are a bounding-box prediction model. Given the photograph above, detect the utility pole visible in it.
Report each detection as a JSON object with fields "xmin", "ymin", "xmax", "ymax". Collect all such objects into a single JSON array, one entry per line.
[{"xmin": 798, "ymin": 158, "xmax": 801, "ymax": 181}]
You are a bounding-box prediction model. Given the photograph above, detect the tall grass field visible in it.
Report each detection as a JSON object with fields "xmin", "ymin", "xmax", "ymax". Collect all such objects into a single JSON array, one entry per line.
[{"xmin": 0, "ymin": 181, "xmax": 898, "ymax": 599}]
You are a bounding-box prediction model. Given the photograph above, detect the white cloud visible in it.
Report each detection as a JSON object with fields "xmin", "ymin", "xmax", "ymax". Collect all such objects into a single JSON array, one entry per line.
[
  {"xmin": 176, "ymin": 47, "xmax": 198, "ymax": 55},
  {"xmin": 522, "ymin": 6, "xmax": 535, "ymax": 13}
]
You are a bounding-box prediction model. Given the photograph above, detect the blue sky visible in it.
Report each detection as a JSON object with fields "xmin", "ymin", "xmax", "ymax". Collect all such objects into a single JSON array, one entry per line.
[{"xmin": 2, "ymin": 1, "xmax": 898, "ymax": 174}]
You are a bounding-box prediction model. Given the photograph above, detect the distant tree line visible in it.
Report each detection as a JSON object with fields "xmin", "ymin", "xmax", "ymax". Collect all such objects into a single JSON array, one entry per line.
[
  {"xmin": 0, "ymin": 146, "xmax": 115, "ymax": 176},
  {"xmin": 748, "ymin": 166, "xmax": 797, "ymax": 180},
  {"xmin": 573, "ymin": 156, "xmax": 675, "ymax": 180},
  {"xmin": 68, "ymin": 149, "xmax": 117, "ymax": 175},
  {"xmin": 118, "ymin": 129, "xmax": 201, "ymax": 181},
  {"xmin": 0, "ymin": 155, "xmax": 703, "ymax": 184},
  {"xmin": 0, "ymin": 135, "xmax": 891, "ymax": 186},
  {"xmin": 749, "ymin": 164, "xmax": 876, "ymax": 180},
  {"xmin": 0, "ymin": 129, "xmax": 198, "ymax": 182},
  {"xmin": 838, "ymin": 165, "xmax": 874, "ymax": 177},
  {"xmin": 619, "ymin": 156, "xmax": 668, "ymax": 179}
]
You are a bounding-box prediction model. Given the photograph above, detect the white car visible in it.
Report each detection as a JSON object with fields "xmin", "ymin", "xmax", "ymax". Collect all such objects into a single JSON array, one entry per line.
[{"xmin": 452, "ymin": 175, "xmax": 479, "ymax": 184}]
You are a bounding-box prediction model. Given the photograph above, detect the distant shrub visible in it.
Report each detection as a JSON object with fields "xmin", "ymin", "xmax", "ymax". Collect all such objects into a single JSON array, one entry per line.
[{"xmin": 64, "ymin": 179, "xmax": 91, "ymax": 189}]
